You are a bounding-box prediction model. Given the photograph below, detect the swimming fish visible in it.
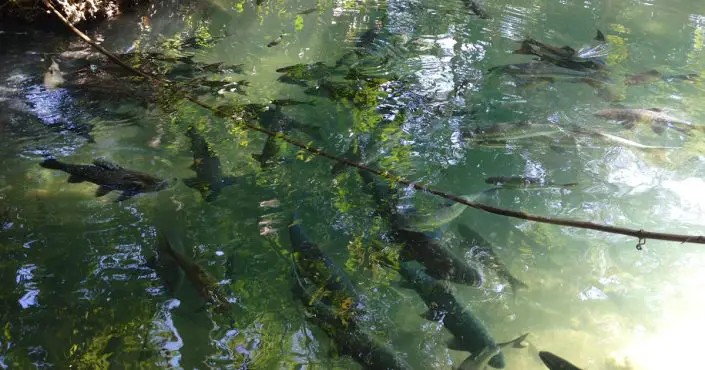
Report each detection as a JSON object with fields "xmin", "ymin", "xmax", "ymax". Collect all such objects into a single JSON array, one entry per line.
[
  {"xmin": 39, "ymin": 158, "xmax": 170, "ymax": 201},
  {"xmin": 484, "ymin": 176, "xmax": 577, "ymax": 189},
  {"xmin": 457, "ymin": 224, "xmax": 528, "ymax": 293},
  {"xmin": 183, "ymin": 127, "xmax": 239, "ymax": 201}
]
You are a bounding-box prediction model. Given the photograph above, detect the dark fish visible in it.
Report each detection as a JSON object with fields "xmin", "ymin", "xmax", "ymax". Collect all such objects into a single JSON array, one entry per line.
[
  {"xmin": 267, "ymin": 34, "xmax": 285, "ymax": 47},
  {"xmin": 292, "ymin": 277, "xmax": 412, "ymax": 370},
  {"xmin": 275, "ymin": 62, "xmax": 338, "ymax": 83},
  {"xmin": 395, "ymin": 228, "xmax": 484, "ymax": 287},
  {"xmin": 456, "ymin": 224, "xmax": 528, "ymax": 293},
  {"xmin": 398, "ymin": 262, "xmax": 505, "ymax": 368},
  {"xmin": 358, "ymin": 170, "xmax": 484, "ymax": 287},
  {"xmin": 484, "ymin": 176, "xmax": 577, "ymax": 189},
  {"xmin": 288, "ymin": 216, "xmax": 359, "ymax": 309},
  {"xmin": 252, "ymin": 104, "xmax": 323, "ymax": 168},
  {"xmin": 276, "ymin": 75, "xmax": 309, "ymax": 87},
  {"xmin": 184, "ymin": 127, "xmax": 239, "ymax": 201},
  {"xmin": 39, "ymin": 158, "xmax": 169, "ymax": 201},
  {"xmin": 489, "ymin": 61, "xmax": 596, "ymax": 78},
  {"xmin": 154, "ymin": 230, "xmax": 230, "ymax": 312},
  {"xmin": 626, "ymin": 70, "xmax": 699, "ymax": 85},
  {"xmin": 463, "ymin": 0, "xmax": 491, "ymax": 19},
  {"xmin": 297, "ymin": 7, "xmax": 320, "ymax": 15},
  {"xmin": 594, "ymin": 107, "xmax": 694, "ymax": 134},
  {"xmin": 513, "ymin": 32, "xmax": 607, "ymax": 71},
  {"xmin": 539, "ymin": 351, "xmax": 582, "ymax": 370}
]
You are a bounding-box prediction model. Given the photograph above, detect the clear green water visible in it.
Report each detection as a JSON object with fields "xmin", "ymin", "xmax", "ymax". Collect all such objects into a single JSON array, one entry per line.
[{"xmin": 2, "ymin": 0, "xmax": 705, "ymax": 368}]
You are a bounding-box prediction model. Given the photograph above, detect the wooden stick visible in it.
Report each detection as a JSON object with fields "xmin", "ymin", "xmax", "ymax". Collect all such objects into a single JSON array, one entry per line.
[{"xmin": 44, "ymin": 0, "xmax": 705, "ymax": 245}]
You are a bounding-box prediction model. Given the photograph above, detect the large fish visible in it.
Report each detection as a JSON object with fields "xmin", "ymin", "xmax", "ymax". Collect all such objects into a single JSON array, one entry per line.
[
  {"xmin": 594, "ymin": 107, "xmax": 695, "ymax": 134},
  {"xmin": 456, "ymin": 224, "xmax": 528, "ymax": 293},
  {"xmin": 484, "ymin": 176, "xmax": 577, "ymax": 189},
  {"xmin": 539, "ymin": 351, "xmax": 582, "ymax": 370},
  {"xmin": 625, "ymin": 69, "xmax": 698, "ymax": 85},
  {"xmin": 251, "ymin": 104, "xmax": 323, "ymax": 168},
  {"xmin": 288, "ymin": 215, "xmax": 360, "ymax": 309},
  {"xmin": 291, "ymin": 276, "xmax": 413, "ymax": 370},
  {"xmin": 398, "ymin": 262, "xmax": 516, "ymax": 369},
  {"xmin": 154, "ymin": 230, "xmax": 230, "ymax": 312},
  {"xmin": 488, "ymin": 61, "xmax": 607, "ymax": 80},
  {"xmin": 39, "ymin": 158, "xmax": 170, "ymax": 201},
  {"xmin": 513, "ymin": 31, "xmax": 607, "ymax": 71},
  {"xmin": 358, "ymin": 170, "xmax": 484, "ymax": 287},
  {"xmin": 403, "ymin": 190, "xmax": 498, "ymax": 231},
  {"xmin": 184, "ymin": 127, "xmax": 238, "ymax": 201}
]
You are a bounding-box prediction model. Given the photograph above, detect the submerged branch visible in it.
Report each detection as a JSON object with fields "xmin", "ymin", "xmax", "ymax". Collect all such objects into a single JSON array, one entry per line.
[{"xmin": 44, "ymin": 0, "xmax": 705, "ymax": 246}]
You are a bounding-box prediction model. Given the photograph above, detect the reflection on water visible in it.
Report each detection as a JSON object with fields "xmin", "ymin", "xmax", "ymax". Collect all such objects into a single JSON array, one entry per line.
[{"xmin": 1, "ymin": 0, "xmax": 705, "ymax": 368}]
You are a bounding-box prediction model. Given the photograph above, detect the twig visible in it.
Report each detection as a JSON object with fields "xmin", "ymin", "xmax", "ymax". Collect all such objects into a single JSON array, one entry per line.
[{"xmin": 44, "ymin": 0, "xmax": 705, "ymax": 245}]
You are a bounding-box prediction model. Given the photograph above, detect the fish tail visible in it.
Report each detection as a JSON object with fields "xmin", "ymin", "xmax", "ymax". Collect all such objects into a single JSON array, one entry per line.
[{"xmin": 39, "ymin": 158, "xmax": 65, "ymax": 170}]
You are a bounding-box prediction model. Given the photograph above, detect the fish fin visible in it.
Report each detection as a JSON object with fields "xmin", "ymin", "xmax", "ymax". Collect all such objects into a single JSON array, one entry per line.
[
  {"xmin": 648, "ymin": 108, "xmax": 663, "ymax": 112},
  {"xmin": 116, "ymin": 191, "xmax": 137, "ymax": 202},
  {"xmin": 95, "ymin": 185, "xmax": 112, "ymax": 197},
  {"xmin": 446, "ymin": 338, "xmax": 464, "ymax": 351},
  {"xmin": 92, "ymin": 158, "xmax": 122, "ymax": 170},
  {"xmin": 458, "ymin": 346, "xmax": 501, "ymax": 370},
  {"xmin": 421, "ymin": 309, "xmax": 444, "ymax": 321},
  {"xmin": 595, "ymin": 30, "xmax": 606, "ymax": 42},
  {"xmin": 561, "ymin": 46, "xmax": 577, "ymax": 54},
  {"xmin": 497, "ymin": 332, "xmax": 530, "ymax": 349},
  {"xmin": 67, "ymin": 175, "xmax": 85, "ymax": 183},
  {"xmin": 189, "ymin": 162, "xmax": 198, "ymax": 171}
]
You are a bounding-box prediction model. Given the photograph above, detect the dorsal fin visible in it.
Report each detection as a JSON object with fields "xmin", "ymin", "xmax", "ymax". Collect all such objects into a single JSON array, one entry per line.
[{"xmin": 92, "ymin": 158, "xmax": 122, "ymax": 170}]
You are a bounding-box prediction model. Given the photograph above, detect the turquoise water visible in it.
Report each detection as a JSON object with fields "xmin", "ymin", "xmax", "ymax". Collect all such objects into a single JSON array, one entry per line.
[{"xmin": 2, "ymin": 0, "xmax": 705, "ymax": 368}]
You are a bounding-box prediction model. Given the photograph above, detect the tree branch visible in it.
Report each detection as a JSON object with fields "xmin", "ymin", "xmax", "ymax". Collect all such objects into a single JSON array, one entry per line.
[{"xmin": 43, "ymin": 0, "xmax": 705, "ymax": 246}]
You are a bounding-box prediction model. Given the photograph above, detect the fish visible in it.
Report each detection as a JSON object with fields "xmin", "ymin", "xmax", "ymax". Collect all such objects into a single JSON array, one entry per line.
[
  {"xmin": 267, "ymin": 34, "xmax": 285, "ymax": 47},
  {"xmin": 403, "ymin": 191, "xmax": 498, "ymax": 232},
  {"xmin": 594, "ymin": 107, "xmax": 694, "ymax": 134},
  {"xmin": 624, "ymin": 69, "xmax": 661, "ymax": 85},
  {"xmin": 463, "ymin": 0, "xmax": 491, "ymax": 19},
  {"xmin": 539, "ymin": 351, "xmax": 582, "ymax": 370},
  {"xmin": 625, "ymin": 70, "xmax": 699, "ymax": 85},
  {"xmin": 252, "ymin": 104, "xmax": 323, "ymax": 168},
  {"xmin": 358, "ymin": 170, "xmax": 484, "ymax": 287},
  {"xmin": 39, "ymin": 158, "xmax": 170, "ymax": 201},
  {"xmin": 154, "ymin": 230, "xmax": 230, "ymax": 312},
  {"xmin": 484, "ymin": 176, "xmax": 577, "ymax": 189},
  {"xmin": 572, "ymin": 127, "xmax": 680, "ymax": 151},
  {"xmin": 513, "ymin": 31, "xmax": 607, "ymax": 71},
  {"xmin": 43, "ymin": 58, "xmax": 65, "ymax": 89},
  {"xmin": 488, "ymin": 61, "xmax": 605, "ymax": 79},
  {"xmin": 288, "ymin": 215, "xmax": 360, "ymax": 309},
  {"xmin": 456, "ymin": 224, "xmax": 528, "ymax": 293},
  {"xmin": 297, "ymin": 7, "xmax": 320, "ymax": 15},
  {"xmin": 184, "ymin": 127, "xmax": 239, "ymax": 201},
  {"xmin": 275, "ymin": 62, "xmax": 339, "ymax": 84},
  {"xmin": 291, "ymin": 276, "xmax": 412, "ymax": 370},
  {"xmin": 397, "ymin": 262, "xmax": 505, "ymax": 368},
  {"xmin": 459, "ymin": 334, "xmax": 530, "ymax": 370}
]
